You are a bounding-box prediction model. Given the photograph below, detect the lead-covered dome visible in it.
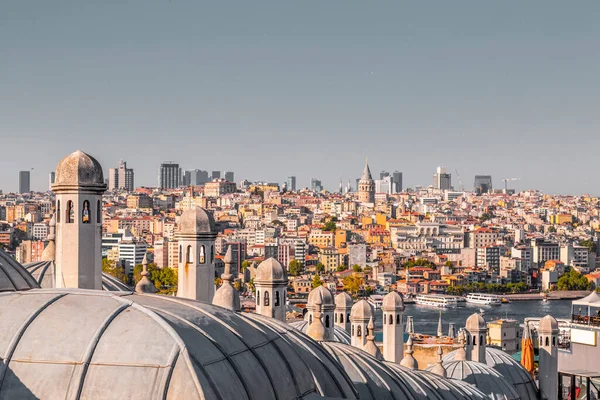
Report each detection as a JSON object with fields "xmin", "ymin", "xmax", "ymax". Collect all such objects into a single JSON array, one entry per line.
[
  {"xmin": 289, "ymin": 321, "xmax": 351, "ymax": 344},
  {"xmin": 308, "ymin": 285, "xmax": 334, "ymax": 308},
  {"xmin": 255, "ymin": 258, "xmax": 287, "ymax": 282},
  {"xmin": 351, "ymin": 299, "xmax": 373, "ymax": 321},
  {"xmin": 53, "ymin": 150, "xmax": 105, "ymax": 189},
  {"xmin": 466, "ymin": 313, "xmax": 486, "ymax": 331},
  {"xmin": 0, "ymin": 249, "xmax": 39, "ymax": 291},
  {"xmin": 539, "ymin": 315, "xmax": 558, "ymax": 332},
  {"xmin": 335, "ymin": 292, "xmax": 354, "ymax": 309},
  {"xmin": 382, "ymin": 291, "xmax": 405, "ymax": 311},
  {"xmin": 0, "ymin": 289, "xmax": 358, "ymax": 400},
  {"xmin": 178, "ymin": 206, "xmax": 215, "ymax": 235}
]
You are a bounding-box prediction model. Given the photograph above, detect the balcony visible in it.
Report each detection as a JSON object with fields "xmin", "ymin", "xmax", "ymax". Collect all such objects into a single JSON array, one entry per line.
[{"xmin": 571, "ymin": 314, "xmax": 600, "ymax": 328}]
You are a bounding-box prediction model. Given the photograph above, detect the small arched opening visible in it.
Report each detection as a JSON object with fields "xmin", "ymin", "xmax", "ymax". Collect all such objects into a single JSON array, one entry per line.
[
  {"xmin": 264, "ymin": 291, "xmax": 270, "ymax": 306},
  {"xmin": 325, "ymin": 315, "xmax": 330, "ymax": 328},
  {"xmin": 257, "ymin": 291, "xmax": 260, "ymax": 306},
  {"xmin": 66, "ymin": 201, "xmax": 74, "ymax": 223},
  {"xmin": 82, "ymin": 200, "xmax": 90, "ymax": 224},
  {"xmin": 56, "ymin": 200, "xmax": 61, "ymax": 223}
]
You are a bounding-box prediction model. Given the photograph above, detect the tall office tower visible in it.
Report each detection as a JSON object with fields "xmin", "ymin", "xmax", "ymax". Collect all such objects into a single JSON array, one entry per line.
[
  {"xmin": 432, "ymin": 166, "xmax": 451, "ymax": 190},
  {"xmin": 380, "ymin": 171, "xmax": 390, "ymax": 180},
  {"xmin": 392, "ymin": 171, "xmax": 403, "ymax": 193},
  {"xmin": 158, "ymin": 162, "xmax": 181, "ymax": 189},
  {"xmin": 375, "ymin": 176, "xmax": 392, "ymax": 194},
  {"xmin": 474, "ymin": 175, "xmax": 493, "ymax": 194},
  {"xmin": 286, "ymin": 176, "xmax": 297, "ymax": 191},
  {"xmin": 194, "ymin": 170, "xmax": 209, "ymax": 185},
  {"xmin": 224, "ymin": 171, "xmax": 234, "ymax": 182},
  {"xmin": 19, "ymin": 171, "xmax": 31, "ymax": 194},
  {"xmin": 358, "ymin": 160, "xmax": 375, "ymax": 203},
  {"xmin": 49, "ymin": 172, "xmax": 56, "ymax": 191},
  {"xmin": 211, "ymin": 171, "xmax": 221, "ymax": 180},
  {"xmin": 310, "ymin": 178, "xmax": 323, "ymax": 192},
  {"xmin": 108, "ymin": 160, "xmax": 134, "ymax": 192},
  {"xmin": 182, "ymin": 171, "xmax": 191, "ymax": 186}
]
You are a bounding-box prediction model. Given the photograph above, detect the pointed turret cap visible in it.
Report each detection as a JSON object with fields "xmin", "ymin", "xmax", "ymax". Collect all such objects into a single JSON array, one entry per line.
[
  {"xmin": 430, "ymin": 346, "xmax": 447, "ymax": 378},
  {"xmin": 135, "ymin": 253, "xmax": 158, "ymax": 294},
  {"xmin": 213, "ymin": 246, "xmax": 241, "ymax": 311},
  {"xmin": 362, "ymin": 317, "xmax": 383, "ymax": 360},
  {"xmin": 361, "ymin": 158, "xmax": 373, "ymax": 181},
  {"xmin": 400, "ymin": 336, "xmax": 418, "ymax": 370},
  {"xmin": 306, "ymin": 299, "xmax": 326, "ymax": 341},
  {"xmin": 437, "ymin": 311, "xmax": 443, "ymax": 337}
]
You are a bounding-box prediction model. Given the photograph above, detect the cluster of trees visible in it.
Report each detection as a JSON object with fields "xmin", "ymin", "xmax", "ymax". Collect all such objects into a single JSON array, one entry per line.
[
  {"xmin": 580, "ymin": 239, "xmax": 598, "ymax": 254},
  {"xmin": 401, "ymin": 258, "xmax": 436, "ymax": 269},
  {"xmin": 288, "ymin": 259, "xmax": 303, "ymax": 276},
  {"xmin": 342, "ymin": 274, "xmax": 364, "ymax": 296},
  {"xmin": 102, "ymin": 258, "xmax": 178, "ymax": 295},
  {"xmin": 446, "ymin": 282, "xmax": 529, "ymax": 296},
  {"xmin": 557, "ymin": 269, "xmax": 593, "ymax": 291}
]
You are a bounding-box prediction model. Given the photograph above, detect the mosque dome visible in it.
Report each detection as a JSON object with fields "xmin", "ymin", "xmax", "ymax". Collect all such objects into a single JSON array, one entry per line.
[
  {"xmin": 0, "ymin": 248, "xmax": 39, "ymax": 291},
  {"xmin": 308, "ymin": 285, "xmax": 335, "ymax": 308},
  {"xmin": 24, "ymin": 260, "xmax": 132, "ymax": 292},
  {"xmin": 539, "ymin": 315, "xmax": 558, "ymax": 332},
  {"xmin": 0, "ymin": 289, "xmax": 359, "ymax": 400},
  {"xmin": 335, "ymin": 291, "xmax": 353, "ymax": 309},
  {"xmin": 255, "ymin": 258, "xmax": 287, "ymax": 283},
  {"xmin": 435, "ymin": 359, "xmax": 520, "ymax": 400},
  {"xmin": 351, "ymin": 299, "xmax": 374, "ymax": 320},
  {"xmin": 289, "ymin": 321, "xmax": 351, "ymax": 344},
  {"xmin": 442, "ymin": 347, "xmax": 538, "ymax": 400},
  {"xmin": 178, "ymin": 206, "xmax": 215, "ymax": 235},
  {"xmin": 53, "ymin": 150, "xmax": 105, "ymax": 189},
  {"xmin": 382, "ymin": 291, "xmax": 405, "ymax": 311},
  {"xmin": 466, "ymin": 313, "xmax": 487, "ymax": 330}
]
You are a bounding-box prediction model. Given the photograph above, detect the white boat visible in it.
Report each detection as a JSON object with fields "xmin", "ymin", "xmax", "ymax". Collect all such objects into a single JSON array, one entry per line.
[
  {"xmin": 367, "ymin": 294, "xmax": 384, "ymax": 309},
  {"xmin": 415, "ymin": 294, "xmax": 458, "ymax": 308},
  {"xmin": 466, "ymin": 293, "xmax": 502, "ymax": 306}
]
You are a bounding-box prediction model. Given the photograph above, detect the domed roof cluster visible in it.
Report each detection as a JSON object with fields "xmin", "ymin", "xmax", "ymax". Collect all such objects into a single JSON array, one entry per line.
[
  {"xmin": 53, "ymin": 150, "xmax": 105, "ymax": 189},
  {"xmin": 178, "ymin": 206, "xmax": 216, "ymax": 235},
  {"xmin": 289, "ymin": 320, "xmax": 352, "ymax": 344},
  {"xmin": 0, "ymin": 289, "xmax": 358, "ymax": 400},
  {"xmin": 255, "ymin": 258, "xmax": 287, "ymax": 283},
  {"xmin": 0, "ymin": 248, "xmax": 39, "ymax": 291}
]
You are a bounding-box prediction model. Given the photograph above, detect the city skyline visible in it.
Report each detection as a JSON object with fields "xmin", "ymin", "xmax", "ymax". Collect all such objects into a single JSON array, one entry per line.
[{"xmin": 2, "ymin": 2, "xmax": 600, "ymax": 194}]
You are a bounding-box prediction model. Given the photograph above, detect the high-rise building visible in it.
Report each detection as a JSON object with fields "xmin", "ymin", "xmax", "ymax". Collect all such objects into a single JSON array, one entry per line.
[
  {"xmin": 380, "ymin": 171, "xmax": 390, "ymax": 180},
  {"xmin": 432, "ymin": 166, "xmax": 451, "ymax": 190},
  {"xmin": 224, "ymin": 171, "xmax": 234, "ymax": 182},
  {"xmin": 184, "ymin": 170, "xmax": 209, "ymax": 186},
  {"xmin": 392, "ymin": 171, "xmax": 403, "ymax": 193},
  {"xmin": 158, "ymin": 162, "xmax": 181, "ymax": 189},
  {"xmin": 474, "ymin": 175, "xmax": 493, "ymax": 194},
  {"xmin": 211, "ymin": 171, "xmax": 221, "ymax": 180},
  {"xmin": 18, "ymin": 171, "xmax": 30, "ymax": 194},
  {"xmin": 310, "ymin": 178, "xmax": 323, "ymax": 192},
  {"xmin": 358, "ymin": 160, "xmax": 375, "ymax": 203},
  {"xmin": 108, "ymin": 160, "xmax": 134, "ymax": 192},
  {"xmin": 375, "ymin": 176, "xmax": 392, "ymax": 194},
  {"xmin": 49, "ymin": 172, "xmax": 56, "ymax": 191},
  {"xmin": 182, "ymin": 170, "xmax": 191, "ymax": 186},
  {"xmin": 286, "ymin": 176, "xmax": 296, "ymax": 191}
]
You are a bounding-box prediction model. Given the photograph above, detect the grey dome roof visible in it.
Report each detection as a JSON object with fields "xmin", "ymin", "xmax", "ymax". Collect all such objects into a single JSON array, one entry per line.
[
  {"xmin": 289, "ymin": 321, "xmax": 351, "ymax": 344},
  {"xmin": 382, "ymin": 291, "xmax": 405, "ymax": 311},
  {"xmin": 0, "ymin": 249, "xmax": 39, "ymax": 291},
  {"xmin": 255, "ymin": 258, "xmax": 287, "ymax": 283},
  {"xmin": 466, "ymin": 313, "xmax": 486, "ymax": 331},
  {"xmin": 0, "ymin": 289, "xmax": 359, "ymax": 400},
  {"xmin": 322, "ymin": 342, "xmax": 489, "ymax": 400},
  {"xmin": 53, "ymin": 150, "xmax": 105, "ymax": 188},
  {"xmin": 24, "ymin": 261, "xmax": 132, "ymax": 292},
  {"xmin": 350, "ymin": 299, "xmax": 373, "ymax": 320},
  {"xmin": 335, "ymin": 292, "xmax": 354, "ymax": 309},
  {"xmin": 308, "ymin": 285, "xmax": 335, "ymax": 307},
  {"xmin": 443, "ymin": 347, "xmax": 537, "ymax": 400},
  {"xmin": 539, "ymin": 315, "xmax": 558, "ymax": 332},
  {"xmin": 178, "ymin": 206, "xmax": 215, "ymax": 235},
  {"xmin": 436, "ymin": 360, "xmax": 520, "ymax": 400}
]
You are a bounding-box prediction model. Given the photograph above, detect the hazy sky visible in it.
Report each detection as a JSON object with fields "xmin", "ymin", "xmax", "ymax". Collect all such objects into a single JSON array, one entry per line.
[{"xmin": 1, "ymin": 1, "xmax": 599, "ymax": 194}]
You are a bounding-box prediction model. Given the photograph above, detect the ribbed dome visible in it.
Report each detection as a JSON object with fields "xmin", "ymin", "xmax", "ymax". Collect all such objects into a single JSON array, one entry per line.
[
  {"xmin": 308, "ymin": 285, "xmax": 335, "ymax": 307},
  {"xmin": 351, "ymin": 299, "xmax": 373, "ymax": 320},
  {"xmin": 255, "ymin": 258, "xmax": 287, "ymax": 282},
  {"xmin": 289, "ymin": 321, "xmax": 351, "ymax": 344},
  {"xmin": 0, "ymin": 289, "xmax": 359, "ymax": 400},
  {"xmin": 442, "ymin": 347, "xmax": 538, "ymax": 400},
  {"xmin": 539, "ymin": 315, "xmax": 558, "ymax": 332},
  {"xmin": 24, "ymin": 261, "xmax": 132, "ymax": 292},
  {"xmin": 335, "ymin": 292, "xmax": 354, "ymax": 309},
  {"xmin": 437, "ymin": 360, "xmax": 520, "ymax": 400},
  {"xmin": 466, "ymin": 313, "xmax": 486, "ymax": 331},
  {"xmin": 178, "ymin": 206, "xmax": 215, "ymax": 235},
  {"xmin": 0, "ymin": 249, "xmax": 39, "ymax": 291},
  {"xmin": 382, "ymin": 291, "xmax": 405, "ymax": 311},
  {"xmin": 53, "ymin": 150, "xmax": 105, "ymax": 189}
]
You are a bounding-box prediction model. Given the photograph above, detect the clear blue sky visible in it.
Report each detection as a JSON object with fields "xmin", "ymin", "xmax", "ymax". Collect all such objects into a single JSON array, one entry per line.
[{"xmin": 1, "ymin": 1, "xmax": 599, "ymax": 194}]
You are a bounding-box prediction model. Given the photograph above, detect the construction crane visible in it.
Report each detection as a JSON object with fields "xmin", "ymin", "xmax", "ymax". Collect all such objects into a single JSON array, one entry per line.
[
  {"xmin": 455, "ymin": 169, "xmax": 464, "ymax": 191},
  {"xmin": 502, "ymin": 177, "xmax": 520, "ymax": 192}
]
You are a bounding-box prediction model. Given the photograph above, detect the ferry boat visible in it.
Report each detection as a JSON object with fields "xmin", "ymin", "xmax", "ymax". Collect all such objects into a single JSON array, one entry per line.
[
  {"xmin": 466, "ymin": 293, "xmax": 502, "ymax": 306},
  {"xmin": 415, "ymin": 294, "xmax": 458, "ymax": 308},
  {"xmin": 367, "ymin": 294, "xmax": 384, "ymax": 309}
]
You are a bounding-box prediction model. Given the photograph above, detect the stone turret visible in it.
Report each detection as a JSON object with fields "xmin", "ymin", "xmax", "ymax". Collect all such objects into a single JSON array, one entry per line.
[
  {"xmin": 350, "ymin": 300, "xmax": 373, "ymax": 349},
  {"xmin": 358, "ymin": 159, "xmax": 375, "ymax": 204},
  {"xmin": 538, "ymin": 315, "xmax": 559, "ymax": 400},
  {"xmin": 254, "ymin": 258, "xmax": 288, "ymax": 322},
  {"xmin": 306, "ymin": 285, "xmax": 335, "ymax": 341},
  {"xmin": 382, "ymin": 291, "xmax": 404, "ymax": 363},
  {"xmin": 334, "ymin": 292, "xmax": 353, "ymax": 333},
  {"xmin": 465, "ymin": 312, "xmax": 487, "ymax": 363}
]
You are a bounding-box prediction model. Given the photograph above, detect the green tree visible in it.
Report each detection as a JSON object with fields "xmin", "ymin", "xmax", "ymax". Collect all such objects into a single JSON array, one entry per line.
[
  {"xmin": 312, "ymin": 274, "xmax": 324, "ymax": 288},
  {"xmin": 323, "ymin": 221, "xmax": 337, "ymax": 232},
  {"xmin": 352, "ymin": 264, "xmax": 363, "ymax": 273},
  {"xmin": 241, "ymin": 260, "xmax": 251, "ymax": 272},
  {"xmin": 557, "ymin": 269, "xmax": 592, "ymax": 291},
  {"xmin": 288, "ymin": 259, "xmax": 303, "ymax": 276},
  {"xmin": 580, "ymin": 239, "xmax": 598, "ymax": 254},
  {"xmin": 548, "ymin": 226, "xmax": 557, "ymax": 233},
  {"xmin": 444, "ymin": 260, "xmax": 453, "ymax": 267},
  {"xmin": 102, "ymin": 258, "xmax": 128, "ymax": 284},
  {"xmin": 315, "ymin": 262, "xmax": 325, "ymax": 273},
  {"xmin": 343, "ymin": 274, "xmax": 364, "ymax": 296},
  {"xmin": 133, "ymin": 263, "xmax": 178, "ymax": 295},
  {"xmin": 336, "ymin": 265, "xmax": 347, "ymax": 272}
]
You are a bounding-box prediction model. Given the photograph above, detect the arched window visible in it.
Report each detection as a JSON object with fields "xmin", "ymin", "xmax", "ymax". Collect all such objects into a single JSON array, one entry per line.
[
  {"xmin": 480, "ymin": 335, "xmax": 483, "ymax": 345},
  {"xmin": 347, "ymin": 313, "xmax": 350, "ymax": 322},
  {"xmin": 545, "ymin": 336, "xmax": 549, "ymax": 346},
  {"xmin": 199, "ymin": 245, "xmax": 205, "ymax": 264},
  {"xmin": 472, "ymin": 336, "xmax": 476, "ymax": 345},
  {"xmin": 264, "ymin": 291, "xmax": 270, "ymax": 306},
  {"xmin": 186, "ymin": 245, "xmax": 192, "ymax": 263},
  {"xmin": 275, "ymin": 290, "xmax": 280, "ymax": 306},
  {"xmin": 335, "ymin": 314, "xmax": 338, "ymax": 323},
  {"xmin": 257, "ymin": 291, "xmax": 260, "ymax": 306},
  {"xmin": 467, "ymin": 335, "xmax": 471, "ymax": 345},
  {"xmin": 352, "ymin": 325, "xmax": 355, "ymax": 336},
  {"xmin": 66, "ymin": 201, "xmax": 74, "ymax": 223},
  {"xmin": 82, "ymin": 200, "xmax": 90, "ymax": 223},
  {"xmin": 211, "ymin": 245, "xmax": 214, "ymax": 263},
  {"xmin": 389, "ymin": 314, "xmax": 393, "ymax": 325},
  {"xmin": 357, "ymin": 326, "xmax": 362, "ymax": 337},
  {"xmin": 552, "ymin": 336, "xmax": 556, "ymax": 346},
  {"xmin": 325, "ymin": 315, "xmax": 330, "ymax": 328},
  {"xmin": 383, "ymin": 314, "xmax": 386, "ymax": 325},
  {"xmin": 97, "ymin": 200, "xmax": 102, "ymax": 224},
  {"xmin": 340, "ymin": 314, "xmax": 344, "ymax": 323},
  {"xmin": 56, "ymin": 201, "xmax": 61, "ymax": 223}
]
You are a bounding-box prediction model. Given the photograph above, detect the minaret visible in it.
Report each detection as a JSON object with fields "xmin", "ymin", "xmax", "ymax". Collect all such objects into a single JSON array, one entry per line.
[
  {"xmin": 400, "ymin": 336, "xmax": 418, "ymax": 370},
  {"xmin": 212, "ymin": 246, "xmax": 241, "ymax": 311},
  {"xmin": 358, "ymin": 158, "xmax": 375, "ymax": 204},
  {"xmin": 254, "ymin": 258, "xmax": 288, "ymax": 322},
  {"xmin": 437, "ymin": 311, "xmax": 443, "ymax": 338},
  {"xmin": 334, "ymin": 292, "xmax": 353, "ymax": 333},
  {"xmin": 382, "ymin": 291, "xmax": 405, "ymax": 363},
  {"xmin": 363, "ymin": 317, "xmax": 383, "ymax": 360},
  {"xmin": 53, "ymin": 150, "xmax": 106, "ymax": 289},
  {"xmin": 176, "ymin": 206, "xmax": 217, "ymax": 302},
  {"xmin": 538, "ymin": 315, "xmax": 559, "ymax": 400},
  {"xmin": 306, "ymin": 286, "xmax": 335, "ymax": 341},
  {"xmin": 350, "ymin": 300, "xmax": 373, "ymax": 349},
  {"xmin": 405, "ymin": 316, "xmax": 415, "ymax": 335},
  {"xmin": 135, "ymin": 253, "xmax": 158, "ymax": 294},
  {"xmin": 465, "ymin": 312, "xmax": 487, "ymax": 363}
]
